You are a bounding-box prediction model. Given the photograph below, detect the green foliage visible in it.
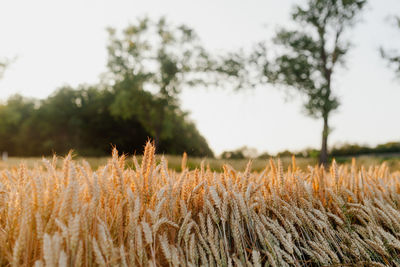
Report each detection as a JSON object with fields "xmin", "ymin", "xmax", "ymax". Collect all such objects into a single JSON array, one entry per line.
[
  {"xmin": 381, "ymin": 16, "xmax": 400, "ymax": 76},
  {"xmin": 32, "ymin": 86, "xmax": 153, "ymax": 156},
  {"xmin": 0, "ymin": 18, "xmax": 216, "ymax": 157},
  {"xmin": 221, "ymin": 149, "xmax": 245, "ymax": 160},
  {"xmin": 160, "ymin": 115, "xmax": 214, "ymax": 157},
  {"xmin": 331, "ymin": 142, "xmax": 400, "ymax": 157},
  {"xmin": 0, "ymin": 95, "xmax": 36, "ymax": 155},
  {"xmin": 264, "ymin": 0, "xmax": 366, "ymax": 118},
  {"xmin": 106, "ymin": 17, "xmax": 249, "ymax": 149},
  {"xmin": 253, "ymin": 142, "xmax": 400, "ymax": 160},
  {"xmin": 106, "ymin": 17, "xmax": 211, "ymax": 100},
  {"xmin": 211, "ymin": 50, "xmax": 255, "ymax": 91},
  {"xmin": 302, "ymin": 148, "xmax": 321, "ymax": 159},
  {"xmin": 250, "ymin": 0, "xmax": 366, "ymax": 164},
  {"xmin": 221, "ymin": 146, "xmax": 257, "ymax": 159},
  {"xmin": 0, "ymin": 86, "xmax": 213, "ymax": 157},
  {"xmin": 276, "ymin": 150, "xmax": 293, "ymax": 158},
  {"xmin": 257, "ymin": 151, "xmax": 272, "ymax": 159},
  {"xmin": 106, "ymin": 17, "xmax": 214, "ymax": 146}
]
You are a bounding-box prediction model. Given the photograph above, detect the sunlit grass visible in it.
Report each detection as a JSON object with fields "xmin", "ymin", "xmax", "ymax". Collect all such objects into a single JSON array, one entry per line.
[
  {"xmin": 1, "ymin": 143, "xmax": 400, "ymax": 265},
  {"xmin": 1, "ymin": 154, "xmax": 399, "ymax": 172}
]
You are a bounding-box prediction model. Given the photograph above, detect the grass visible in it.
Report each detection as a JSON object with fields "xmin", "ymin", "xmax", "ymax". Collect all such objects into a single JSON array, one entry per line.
[
  {"xmin": 1, "ymin": 142, "xmax": 400, "ymax": 266},
  {"xmin": 1, "ymin": 154, "xmax": 399, "ymax": 172}
]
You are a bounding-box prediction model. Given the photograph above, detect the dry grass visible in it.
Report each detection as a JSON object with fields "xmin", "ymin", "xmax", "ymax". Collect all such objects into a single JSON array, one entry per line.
[
  {"xmin": 2, "ymin": 154, "xmax": 398, "ymax": 172},
  {"xmin": 0, "ymin": 155, "xmax": 313, "ymax": 173},
  {"xmin": 1, "ymin": 141, "xmax": 400, "ymax": 266}
]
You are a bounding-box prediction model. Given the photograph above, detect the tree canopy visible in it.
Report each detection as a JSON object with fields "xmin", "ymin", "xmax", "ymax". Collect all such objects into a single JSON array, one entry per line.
[
  {"xmin": 106, "ymin": 17, "xmax": 213, "ymax": 148},
  {"xmin": 106, "ymin": 17, "xmax": 250, "ymax": 149},
  {"xmin": 250, "ymin": 0, "xmax": 367, "ymax": 165},
  {"xmin": 0, "ymin": 18, "xmax": 221, "ymax": 157},
  {"xmin": 381, "ymin": 16, "xmax": 400, "ymax": 76},
  {"xmin": 0, "ymin": 86, "xmax": 214, "ymax": 157}
]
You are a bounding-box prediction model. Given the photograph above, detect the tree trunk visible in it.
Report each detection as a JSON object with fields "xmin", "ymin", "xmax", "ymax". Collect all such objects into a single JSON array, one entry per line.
[{"xmin": 319, "ymin": 115, "xmax": 329, "ymax": 166}]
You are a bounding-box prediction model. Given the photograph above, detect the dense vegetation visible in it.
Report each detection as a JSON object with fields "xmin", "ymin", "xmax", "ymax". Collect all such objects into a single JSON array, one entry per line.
[
  {"xmin": 247, "ymin": 0, "xmax": 367, "ymax": 165},
  {"xmin": 2, "ymin": 142, "xmax": 400, "ymax": 266},
  {"xmin": 381, "ymin": 15, "xmax": 400, "ymax": 75},
  {"xmin": 0, "ymin": 87, "xmax": 213, "ymax": 157},
  {"xmin": 220, "ymin": 142, "xmax": 400, "ymax": 160},
  {"xmin": 0, "ymin": 17, "xmax": 248, "ymax": 158},
  {"xmin": 0, "ymin": 2, "xmax": 398, "ymax": 162},
  {"xmin": 330, "ymin": 142, "xmax": 400, "ymax": 157},
  {"xmin": 0, "ymin": 17, "xmax": 240, "ymax": 157}
]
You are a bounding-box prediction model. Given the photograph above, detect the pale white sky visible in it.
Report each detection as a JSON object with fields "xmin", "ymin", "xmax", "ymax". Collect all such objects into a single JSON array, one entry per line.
[{"xmin": 0, "ymin": 0, "xmax": 399, "ymax": 155}]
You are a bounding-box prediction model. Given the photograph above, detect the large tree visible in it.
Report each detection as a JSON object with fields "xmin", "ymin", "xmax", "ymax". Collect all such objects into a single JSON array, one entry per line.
[
  {"xmin": 381, "ymin": 16, "xmax": 400, "ymax": 76},
  {"xmin": 106, "ymin": 17, "xmax": 243, "ymax": 151},
  {"xmin": 106, "ymin": 17, "xmax": 213, "ymax": 148},
  {"xmin": 252, "ymin": 0, "xmax": 366, "ymax": 165}
]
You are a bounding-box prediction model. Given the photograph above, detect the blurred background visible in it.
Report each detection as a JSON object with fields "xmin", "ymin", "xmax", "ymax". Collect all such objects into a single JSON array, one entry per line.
[{"xmin": 0, "ymin": 0, "xmax": 399, "ymax": 168}]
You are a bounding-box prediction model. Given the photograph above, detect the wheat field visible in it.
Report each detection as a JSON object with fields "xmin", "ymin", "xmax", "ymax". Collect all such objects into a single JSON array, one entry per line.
[{"xmin": 1, "ymin": 142, "xmax": 400, "ymax": 266}]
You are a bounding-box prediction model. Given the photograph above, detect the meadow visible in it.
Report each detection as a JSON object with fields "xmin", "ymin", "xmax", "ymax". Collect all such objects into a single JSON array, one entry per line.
[
  {"xmin": 1, "ymin": 153, "xmax": 399, "ymax": 173},
  {"xmin": 1, "ymin": 142, "xmax": 400, "ymax": 266}
]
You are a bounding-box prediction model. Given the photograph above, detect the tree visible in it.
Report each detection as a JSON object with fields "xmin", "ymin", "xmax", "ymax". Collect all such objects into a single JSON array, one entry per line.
[
  {"xmin": 29, "ymin": 86, "xmax": 153, "ymax": 156},
  {"xmin": 252, "ymin": 0, "xmax": 366, "ymax": 165},
  {"xmin": 106, "ymin": 17, "xmax": 213, "ymax": 149},
  {"xmin": 380, "ymin": 16, "xmax": 400, "ymax": 76},
  {"xmin": 0, "ymin": 95, "xmax": 35, "ymax": 155},
  {"xmin": 221, "ymin": 146, "xmax": 258, "ymax": 159}
]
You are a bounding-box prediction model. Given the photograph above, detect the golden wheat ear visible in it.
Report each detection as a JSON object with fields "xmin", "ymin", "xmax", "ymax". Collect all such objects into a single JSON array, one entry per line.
[
  {"xmin": 181, "ymin": 152, "xmax": 187, "ymax": 172},
  {"xmin": 3, "ymin": 140, "xmax": 400, "ymax": 266}
]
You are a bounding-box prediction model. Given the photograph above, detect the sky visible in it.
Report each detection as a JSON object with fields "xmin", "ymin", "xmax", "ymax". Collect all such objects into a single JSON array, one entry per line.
[{"xmin": 0, "ymin": 0, "xmax": 399, "ymax": 155}]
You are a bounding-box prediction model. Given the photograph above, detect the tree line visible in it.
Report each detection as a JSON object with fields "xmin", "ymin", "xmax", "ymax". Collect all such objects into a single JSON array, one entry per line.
[
  {"xmin": 1, "ymin": 0, "xmax": 399, "ymax": 162},
  {"xmin": 0, "ymin": 17, "xmax": 244, "ymax": 157},
  {"xmin": 221, "ymin": 142, "xmax": 400, "ymax": 160},
  {"xmin": 0, "ymin": 87, "xmax": 214, "ymax": 157}
]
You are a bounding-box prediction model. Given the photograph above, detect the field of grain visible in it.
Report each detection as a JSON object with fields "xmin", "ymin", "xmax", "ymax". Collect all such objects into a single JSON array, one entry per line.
[
  {"xmin": 1, "ymin": 153, "xmax": 399, "ymax": 173},
  {"xmin": 1, "ymin": 141, "xmax": 400, "ymax": 266}
]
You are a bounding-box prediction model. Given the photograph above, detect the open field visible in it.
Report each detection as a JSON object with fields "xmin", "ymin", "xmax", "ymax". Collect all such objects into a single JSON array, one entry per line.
[
  {"xmin": 1, "ymin": 154, "xmax": 399, "ymax": 172},
  {"xmin": 1, "ymin": 142, "xmax": 400, "ymax": 266}
]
